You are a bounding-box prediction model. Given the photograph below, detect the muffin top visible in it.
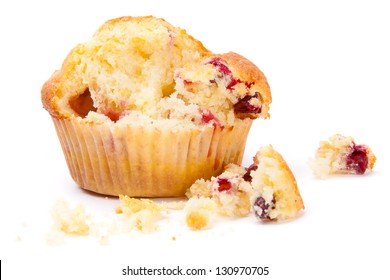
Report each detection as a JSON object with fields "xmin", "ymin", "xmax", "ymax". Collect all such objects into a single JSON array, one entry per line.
[{"xmin": 42, "ymin": 16, "xmax": 271, "ymax": 128}]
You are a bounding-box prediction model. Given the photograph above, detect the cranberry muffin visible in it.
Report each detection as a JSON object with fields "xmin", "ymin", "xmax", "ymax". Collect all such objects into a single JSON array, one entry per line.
[{"xmin": 42, "ymin": 16, "xmax": 271, "ymax": 197}]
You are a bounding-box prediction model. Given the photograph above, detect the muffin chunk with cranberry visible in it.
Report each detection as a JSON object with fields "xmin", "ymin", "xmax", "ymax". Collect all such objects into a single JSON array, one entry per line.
[
  {"xmin": 186, "ymin": 146, "xmax": 304, "ymax": 223},
  {"xmin": 309, "ymin": 134, "xmax": 376, "ymax": 178}
]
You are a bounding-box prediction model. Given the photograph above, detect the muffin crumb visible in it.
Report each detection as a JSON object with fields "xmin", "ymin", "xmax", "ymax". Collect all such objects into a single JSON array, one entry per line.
[
  {"xmin": 309, "ymin": 134, "xmax": 376, "ymax": 178},
  {"xmin": 50, "ymin": 199, "xmax": 91, "ymax": 235},
  {"xmin": 185, "ymin": 197, "xmax": 217, "ymax": 230},
  {"xmin": 117, "ymin": 196, "xmax": 163, "ymax": 233}
]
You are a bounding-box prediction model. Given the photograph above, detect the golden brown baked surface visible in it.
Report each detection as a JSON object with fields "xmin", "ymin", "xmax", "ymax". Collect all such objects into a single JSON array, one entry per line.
[
  {"xmin": 251, "ymin": 145, "xmax": 304, "ymax": 221},
  {"xmin": 218, "ymin": 52, "xmax": 272, "ymax": 118},
  {"xmin": 41, "ymin": 16, "xmax": 271, "ymax": 125}
]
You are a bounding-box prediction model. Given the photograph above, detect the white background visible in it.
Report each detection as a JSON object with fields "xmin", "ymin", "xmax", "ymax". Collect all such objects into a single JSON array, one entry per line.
[{"xmin": 1, "ymin": 0, "xmax": 389, "ymax": 279}]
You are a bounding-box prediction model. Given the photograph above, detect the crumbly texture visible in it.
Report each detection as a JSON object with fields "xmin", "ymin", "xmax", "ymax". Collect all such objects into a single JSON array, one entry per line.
[
  {"xmin": 185, "ymin": 197, "xmax": 217, "ymax": 230},
  {"xmin": 116, "ymin": 195, "xmax": 163, "ymax": 233},
  {"xmin": 41, "ymin": 16, "xmax": 271, "ymax": 198},
  {"xmin": 48, "ymin": 197, "xmax": 165, "ymax": 244},
  {"xmin": 210, "ymin": 169, "xmax": 253, "ymax": 217},
  {"xmin": 186, "ymin": 164, "xmax": 252, "ymax": 217},
  {"xmin": 186, "ymin": 147, "xmax": 304, "ymax": 224},
  {"xmin": 116, "ymin": 195, "xmax": 163, "ymax": 215},
  {"xmin": 185, "ymin": 178, "xmax": 212, "ymax": 198},
  {"xmin": 186, "ymin": 164, "xmax": 248, "ymax": 201},
  {"xmin": 250, "ymin": 145, "xmax": 304, "ymax": 221},
  {"xmin": 48, "ymin": 147, "xmax": 304, "ymax": 241},
  {"xmin": 50, "ymin": 199, "xmax": 91, "ymax": 235},
  {"xmin": 48, "ymin": 199, "xmax": 123, "ymax": 245},
  {"xmin": 309, "ymin": 134, "xmax": 376, "ymax": 178},
  {"xmin": 41, "ymin": 16, "xmax": 271, "ymax": 127}
]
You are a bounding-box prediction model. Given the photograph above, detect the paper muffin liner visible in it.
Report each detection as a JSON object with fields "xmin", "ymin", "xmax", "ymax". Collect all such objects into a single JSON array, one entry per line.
[{"xmin": 52, "ymin": 117, "xmax": 253, "ymax": 197}]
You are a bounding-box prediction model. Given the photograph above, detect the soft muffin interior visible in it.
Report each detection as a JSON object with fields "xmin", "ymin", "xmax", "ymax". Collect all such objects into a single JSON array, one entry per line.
[{"xmin": 50, "ymin": 17, "xmax": 266, "ymax": 127}]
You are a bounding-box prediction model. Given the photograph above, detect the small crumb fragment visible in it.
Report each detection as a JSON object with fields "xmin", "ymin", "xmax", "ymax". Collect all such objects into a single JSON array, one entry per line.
[
  {"xmin": 117, "ymin": 195, "xmax": 163, "ymax": 233},
  {"xmin": 185, "ymin": 197, "xmax": 217, "ymax": 230},
  {"xmin": 185, "ymin": 179, "xmax": 212, "ymax": 199},
  {"xmin": 117, "ymin": 195, "xmax": 163, "ymax": 215},
  {"xmin": 50, "ymin": 199, "xmax": 91, "ymax": 235}
]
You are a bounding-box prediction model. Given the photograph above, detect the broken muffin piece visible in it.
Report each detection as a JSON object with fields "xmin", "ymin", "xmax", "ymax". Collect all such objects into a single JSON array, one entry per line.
[
  {"xmin": 185, "ymin": 147, "xmax": 304, "ymax": 225},
  {"xmin": 250, "ymin": 145, "xmax": 304, "ymax": 222},
  {"xmin": 186, "ymin": 164, "xmax": 252, "ymax": 217},
  {"xmin": 309, "ymin": 134, "xmax": 376, "ymax": 178}
]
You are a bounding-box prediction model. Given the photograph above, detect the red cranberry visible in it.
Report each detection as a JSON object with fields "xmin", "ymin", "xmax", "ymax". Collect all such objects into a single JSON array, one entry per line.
[
  {"xmin": 174, "ymin": 72, "xmax": 192, "ymax": 85},
  {"xmin": 168, "ymin": 30, "xmax": 175, "ymax": 45},
  {"xmin": 206, "ymin": 58, "xmax": 232, "ymax": 76},
  {"xmin": 206, "ymin": 58, "xmax": 241, "ymax": 90},
  {"xmin": 346, "ymin": 144, "xmax": 369, "ymax": 174},
  {"xmin": 234, "ymin": 93, "xmax": 262, "ymax": 115},
  {"xmin": 253, "ymin": 196, "xmax": 276, "ymax": 221},
  {"xmin": 217, "ymin": 178, "xmax": 232, "ymax": 192},
  {"xmin": 206, "ymin": 57, "xmax": 257, "ymax": 92},
  {"xmin": 226, "ymin": 77, "xmax": 241, "ymax": 91},
  {"xmin": 243, "ymin": 164, "xmax": 258, "ymax": 182},
  {"xmin": 183, "ymin": 79, "xmax": 193, "ymax": 85},
  {"xmin": 244, "ymin": 81, "xmax": 255, "ymax": 88},
  {"xmin": 199, "ymin": 108, "xmax": 220, "ymax": 127}
]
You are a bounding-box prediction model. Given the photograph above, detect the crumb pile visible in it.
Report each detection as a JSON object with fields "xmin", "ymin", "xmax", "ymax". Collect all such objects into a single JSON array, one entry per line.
[
  {"xmin": 47, "ymin": 196, "xmax": 169, "ymax": 244},
  {"xmin": 47, "ymin": 145, "xmax": 305, "ymax": 242},
  {"xmin": 47, "ymin": 133, "xmax": 377, "ymax": 241}
]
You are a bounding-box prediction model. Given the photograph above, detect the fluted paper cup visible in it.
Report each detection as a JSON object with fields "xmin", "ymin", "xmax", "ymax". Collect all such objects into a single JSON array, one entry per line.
[{"xmin": 52, "ymin": 117, "xmax": 253, "ymax": 197}]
